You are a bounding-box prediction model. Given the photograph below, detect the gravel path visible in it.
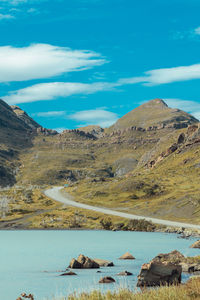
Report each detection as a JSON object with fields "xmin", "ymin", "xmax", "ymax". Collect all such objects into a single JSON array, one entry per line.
[{"xmin": 44, "ymin": 186, "xmax": 200, "ymax": 230}]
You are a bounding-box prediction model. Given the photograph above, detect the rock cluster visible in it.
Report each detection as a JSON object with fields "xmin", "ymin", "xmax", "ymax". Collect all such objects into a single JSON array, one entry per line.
[{"xmin": 68, "ymin": 254, "xmax": 100, "ymax": 269}]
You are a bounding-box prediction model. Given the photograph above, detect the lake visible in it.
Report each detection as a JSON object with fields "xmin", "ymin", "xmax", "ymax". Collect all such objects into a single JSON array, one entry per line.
[{"xmin": 0, "ymin": 230, "xmax": 199, "ymax": 300}]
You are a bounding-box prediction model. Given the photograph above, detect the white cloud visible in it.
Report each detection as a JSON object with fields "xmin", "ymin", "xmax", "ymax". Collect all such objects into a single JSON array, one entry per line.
[
  {"xmin": 194, "ymin": 26, "xmax": 200, "ymax": 35},
  {"xmin": 32, "ymin": 110, "xmax": 66, "ymax": 117},
  {"xmin": 68, "ymin": 109, "xmax": 118, "ymax": 128},
  {"xmin": 0, "ymin": 43, "xmax": 106, "ymax": 82},
  {"xmin": 3, "ymin": 81, "xmax": 116, "ymax": 104},
  {"xmin": 164, "ymin": 98, "xmax": 200, "ymax": 121},
  {"xmin": 143, "ymin": 64, "xmax": 200, "ymax": 85},
  {"xmin": 0, "ymin": 12, "xmax": 14, "ymax": 19}
]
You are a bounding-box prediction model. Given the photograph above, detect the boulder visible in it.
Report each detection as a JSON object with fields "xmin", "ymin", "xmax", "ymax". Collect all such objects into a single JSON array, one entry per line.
[
  {"xmin": 69, "ymin": 254, "xmax": 100, "ymax": 269},
  {"xmin": 99, "ymin": 276, "xmax": 115, "ymax": 283},
  {"xmin": 190, "ymin": 240, "xmax": 200, "ymax": 248},
  {"xmin": 117, "ymin": 271, "xmax": 133, "ymax": 276},
  {"xmin": 60, "ymin": 271, "xmax": 77, "ymax": 276},
  {"xmin": 137, "ymin": 261, "xmax": 182, "ymax": 287},
  {"xmin": 93, "ymin": 258, "xmax": 114, "ymax": 267},
  {"xmin": 68, "ymin": 258, "xmax": 82, "ymax": 269},
  {"xmin": 119, "ymin": 252, "xmax": 135, "ymax": 260}
]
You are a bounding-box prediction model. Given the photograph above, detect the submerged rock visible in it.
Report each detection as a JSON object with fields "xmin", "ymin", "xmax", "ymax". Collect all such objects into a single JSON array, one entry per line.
[
  {"xmin": 117, "ymin": 270, "xmax": 133, "ymax": 276},
  {"xmin": 60, "ymin": 271, "xmax": 77, "ymax": 276},
  {"xmin": 119, "ymin": 252, "xmax": 135, "ymax": 260},
  {"xmin": 99, "ymin": 276, "xmax": 115, "ymax": 283}
]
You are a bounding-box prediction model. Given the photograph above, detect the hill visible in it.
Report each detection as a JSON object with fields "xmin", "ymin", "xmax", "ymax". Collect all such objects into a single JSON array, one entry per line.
[
  {"xmin": 107, "ymin": 98, "xmax": 198, "ymax": 132},
  {"xmin": 0, "ymin": 98, "xmax": 200, "ymax": 227}
]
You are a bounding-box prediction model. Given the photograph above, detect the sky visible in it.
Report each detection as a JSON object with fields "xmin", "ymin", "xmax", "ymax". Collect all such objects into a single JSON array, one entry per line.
[{"xmin": 0, "ymin": 0, "xmax": 200, "ymax": 131}]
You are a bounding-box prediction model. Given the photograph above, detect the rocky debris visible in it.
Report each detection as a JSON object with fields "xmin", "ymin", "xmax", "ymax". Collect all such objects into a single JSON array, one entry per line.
[
  {"xmin": 17, "ymin": 293, "xmax": 34, "ymax": 300},
  {"xmin": 60, "ymin": 271, "xmax": 77, "ymax": 276},
  {"xmin": 36, "ymin": 127, "xmax": 58, "ymax": 136},
  {"xmin": 99, "ymin": 276, "xmax": 115, "ymax": 283},
  {"xmin": 152, "ymin": 250, "xmax": 185, "ymax": 263},
  {"xmin": 60, "ymin": 129, "xmax": 97, "ymax": 140},
  {"xmin": 137, "ymin": 260, "xmax": 182, "ymax": 287},
  {"xmin": 119, "ymin": 252, "xmax": 135, "ymax": 260},
  {"xmin": 190, "ymin": 240, "xmax": 200, "ymax": 248},
  {"xmin": 93, "ymin": 258, "xmax": 114, "ymax": 267},
  {"xmin": 68, "ymin": 254, "xmax": 100, "ymax": 269},
  {"xmin": 117, "ymin": 271, "xmax": 133, "ymax": 276}
]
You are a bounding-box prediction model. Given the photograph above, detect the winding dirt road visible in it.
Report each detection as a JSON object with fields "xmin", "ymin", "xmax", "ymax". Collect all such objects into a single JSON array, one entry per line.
[{"xmin": 44, "ymin": 186, "xmax": 200, "ymax": 230}]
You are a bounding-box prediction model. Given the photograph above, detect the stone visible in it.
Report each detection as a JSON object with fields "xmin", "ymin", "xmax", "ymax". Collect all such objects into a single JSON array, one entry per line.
[
  {"xmin": 93, "ymin": 258, "xmax": 114, "ymax": 267},
  {"xmin": 119, "ymin": 252, "xmax": 135, "ymax": 260},
  {"xmin": 68, "ymin": 258, "xmax": 82, "ymax": 269},
  {"xmin": 99, "ymin": 276, "xmax": 115, "ymax": 283},
  {"xmin": 69, "ymin": 254, "xmax": 100, "ymax": 269},
  {"xmin": 137, "ymin": 261, "xmax": 182, "ymax": 287},
  {"xmin": 190, "ymin": 240, "xmax": 200, "ymax": 248},
  {"xmin": 60, "ymin": 271, "xmax": 77, "ymax": 276},
  {"xmin": 117, "ymin": 271, "xmax": 133, "ymax": 276}
]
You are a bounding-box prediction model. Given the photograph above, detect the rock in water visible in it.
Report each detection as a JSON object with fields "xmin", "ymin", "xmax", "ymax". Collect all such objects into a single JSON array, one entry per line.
[
  {"xmin": 119, "ymin": 252, "xmax": 135, "ymax": 259},
  {"xmin": 68, "ymin": 254, "xmax": 100, "ymax": 269},
  {"xmin": 137, "ymin": 261, "xmax": 182, "ymax": 287},
  {"xmin": 60, "ymin": 271, "xmax": 77, "ymax": 276},
  {"xmin": 68, "ymin": 258, "xmax": 82, "ymax": 269},
  {"xmin": 117, "ymin": 271, "xmax": 133, "ymax": 276},
  {"xmin": 99, "ymin": 276, "xmax": 115, "ymax": 283},
  {"xmin": 190, "ymin": 240, "xmax": 200, "ymax": 248},
  {"xmin": 93, "ymin": 258, "xmax": 114, "ymax": 267},
  {"xmin": 137, "ymin": 250, "xmax": 183, "ymax": 287}
]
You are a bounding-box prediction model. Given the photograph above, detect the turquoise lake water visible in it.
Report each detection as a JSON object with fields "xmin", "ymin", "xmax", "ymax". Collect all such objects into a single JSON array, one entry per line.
[{"xmin": 0, "ymin": 230, "xmax": 199, "ymax": 300}]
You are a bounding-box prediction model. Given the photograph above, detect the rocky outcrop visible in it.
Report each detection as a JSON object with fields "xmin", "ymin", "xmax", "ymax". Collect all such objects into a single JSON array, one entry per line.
[
  {"xmin": 36, "ymin": 127, "xmax": 58, "ymax": 136},
  {"xmin": 68, "ymin": 254, "xmax": 100, "ymax": 269},
  {"xmin": 93, "ymin": 258, "xmax": 114, "ymax": 267},
  {"xmin": 190, "ymin": 240, "xmax": 200, "ymax": 248},
  {"xmin": 137, "ymin": 261, "xmax": 182, "ymax": 287},
  {"xmin": 119, "ymin": 252, "xmax": 135, "ymax": 259},
  {"xmin": 99, "ymin": 276, "xmax": 115, "ymax": 283}
]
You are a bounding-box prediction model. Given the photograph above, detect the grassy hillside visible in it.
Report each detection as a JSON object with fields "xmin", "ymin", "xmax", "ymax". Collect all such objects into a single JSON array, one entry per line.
[{"xmin": 1, "ymin": 98, "xmax": 200, "ymax": 226}]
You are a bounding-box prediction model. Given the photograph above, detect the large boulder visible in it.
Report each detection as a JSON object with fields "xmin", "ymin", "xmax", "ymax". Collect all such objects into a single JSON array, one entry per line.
[
  {"xmin": 99, "ymin": 276, "xmax": 115, "ymax": 283},
  {"xmin": 119, "ymin": 252, "xmax": 135, "ymax": 260},
  {"xmin": 190, "ymin": 240, "xmax": 200, "ymax": 248},
  {"xmin": 68, "ymin": 254, "xmax": 100, "ymax": 269},
  {"xmin": 93, "ymin": 258, "xmax": 114, "ymax": 267},
  {"xmin": 137, "ymin": 261, "xmax": 182, "ymax": 287},
  {"xmin": 68, "ymin": 258, "xmax": 82, "ymax": 269}
]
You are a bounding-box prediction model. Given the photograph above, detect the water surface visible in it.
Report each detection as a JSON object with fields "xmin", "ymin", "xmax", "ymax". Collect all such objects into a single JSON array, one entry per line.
[{"xmin": 0, "ymin": 230, "xmax": 199, "ymax": 300}]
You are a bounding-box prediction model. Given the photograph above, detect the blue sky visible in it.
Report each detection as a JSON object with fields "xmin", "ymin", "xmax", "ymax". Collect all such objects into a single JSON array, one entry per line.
[{"xmin": 0, "ymin": 0, "xmax": 200, "ymax": 130}]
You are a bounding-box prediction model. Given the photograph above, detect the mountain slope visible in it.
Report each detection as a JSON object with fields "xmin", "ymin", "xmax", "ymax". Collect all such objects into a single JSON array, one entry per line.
[{"xmin": 108, "ymin": 98, "xmax": 198, "ymax": 132}]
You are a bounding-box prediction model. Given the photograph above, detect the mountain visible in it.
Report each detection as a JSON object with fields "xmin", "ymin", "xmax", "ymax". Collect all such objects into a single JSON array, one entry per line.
[
  {"xmin": 0, "ymin": 97, "xmax": 200, "ymax": 226},
  {"xmin": 11, "ymin": 105, "xmax": 40, "ymax": 130},
  {"xmin": 108, "ymin": 98, "xmax": 198, "ymax": 132},
  {"xmin": 0, "ymin": 99, "xmax": 39, "ymax": 186}
]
